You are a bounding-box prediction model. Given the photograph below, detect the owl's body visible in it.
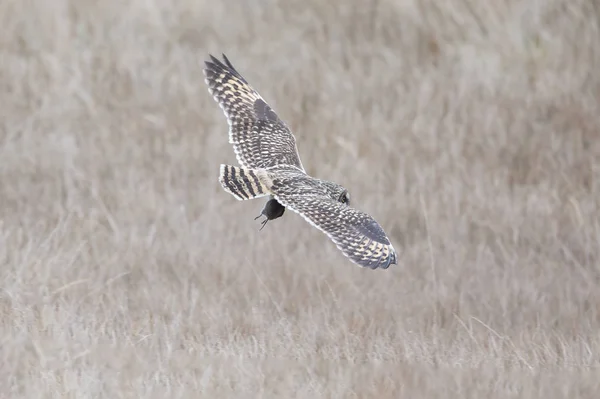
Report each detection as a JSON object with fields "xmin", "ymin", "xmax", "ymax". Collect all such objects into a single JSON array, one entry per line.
[{"xmin": 205, "ymin": 54, "xmax": 397, "ymax": 269}]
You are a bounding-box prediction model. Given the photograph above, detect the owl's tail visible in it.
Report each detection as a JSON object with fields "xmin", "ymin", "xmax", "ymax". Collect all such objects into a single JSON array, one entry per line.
[{"xmin": 219, "ymin": 164, "xmax": 272, "ymax": 200}]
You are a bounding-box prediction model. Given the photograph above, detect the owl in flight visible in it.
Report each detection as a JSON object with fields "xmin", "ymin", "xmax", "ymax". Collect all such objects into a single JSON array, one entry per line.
[{"xmin": 204, "ymin": 54, "xmax": 397, "ymax": 269}]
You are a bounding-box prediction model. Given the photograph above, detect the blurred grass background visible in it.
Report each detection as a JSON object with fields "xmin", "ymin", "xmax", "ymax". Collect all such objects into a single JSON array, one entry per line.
[{"xmin": 0, "ymin": 0, "xmax": 599, "ymax": 397}]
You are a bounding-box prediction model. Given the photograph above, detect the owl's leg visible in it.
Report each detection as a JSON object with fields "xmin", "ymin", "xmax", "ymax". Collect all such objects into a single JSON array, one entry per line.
[{"xmin": 254, "ymin": 196, "xmax": 285, "ymax": 230}]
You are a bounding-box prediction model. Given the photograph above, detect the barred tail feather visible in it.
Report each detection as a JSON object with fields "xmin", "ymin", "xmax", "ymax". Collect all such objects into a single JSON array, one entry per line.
[{"xmin": 219, "ymin": 164, "xmax": 272, "ymax": 200}]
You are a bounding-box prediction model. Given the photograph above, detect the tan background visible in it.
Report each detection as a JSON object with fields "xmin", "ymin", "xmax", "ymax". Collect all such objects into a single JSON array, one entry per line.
[{"xmin": 1, "ymin": 0, "xmax": 599, "ymax": 397}]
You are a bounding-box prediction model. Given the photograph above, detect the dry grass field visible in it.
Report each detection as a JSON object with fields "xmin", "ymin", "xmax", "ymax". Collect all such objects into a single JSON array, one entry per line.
[{"xmin": 1, "ymin": 0, "xmax": 600, "ymax": 397}]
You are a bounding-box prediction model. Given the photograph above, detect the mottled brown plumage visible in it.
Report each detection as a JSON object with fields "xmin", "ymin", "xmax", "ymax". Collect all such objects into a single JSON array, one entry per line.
[
  {"xmin": 205, "ymin": 54, "xmax": 397, "ymax": 269},
  {"xmin": 203, "ymin": 54, "xmax": 304, "ymax": 171}
]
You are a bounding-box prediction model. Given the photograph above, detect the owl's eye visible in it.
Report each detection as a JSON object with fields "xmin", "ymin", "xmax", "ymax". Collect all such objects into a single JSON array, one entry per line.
[{"xmin": 338, "ymin": 190, "xmax": 350, "ymax": 205}]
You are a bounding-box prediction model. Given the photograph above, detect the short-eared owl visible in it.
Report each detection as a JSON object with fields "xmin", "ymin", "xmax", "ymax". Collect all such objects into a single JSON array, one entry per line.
[{"xmin": 204, "ymin": 54, "xmax": 397, "ymax": 269}]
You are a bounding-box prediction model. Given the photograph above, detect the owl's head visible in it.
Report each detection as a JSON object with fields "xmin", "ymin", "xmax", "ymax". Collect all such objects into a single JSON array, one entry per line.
[{"xmin": 321, "ymin": 181, "xmax": 351, "ymax": 206}]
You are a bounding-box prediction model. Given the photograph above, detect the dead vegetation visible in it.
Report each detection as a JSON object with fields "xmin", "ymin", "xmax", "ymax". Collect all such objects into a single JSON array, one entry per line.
[{"xmin": 1, "ymin": 0, "xmax": 599, "ymax": 397}]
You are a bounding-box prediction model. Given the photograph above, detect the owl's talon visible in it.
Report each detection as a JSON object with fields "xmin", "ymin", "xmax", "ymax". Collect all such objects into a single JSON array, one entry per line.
[
  {"xmin": 254, "ymin": 214, "xmax": 269, "ymax": 230},
  {"xmin": 258, "ymin": 218, "xmax": 268, "ymax": 231}
]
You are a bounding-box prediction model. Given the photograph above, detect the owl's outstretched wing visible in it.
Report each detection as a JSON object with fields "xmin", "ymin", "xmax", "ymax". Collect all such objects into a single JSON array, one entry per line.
[
  {"xmin": 203, "ymin": 54, "xmax": 305, "ymax": 171},
  {"xmin": 276, "ymin": 193, "xmax": 397, "ymax": 269}
]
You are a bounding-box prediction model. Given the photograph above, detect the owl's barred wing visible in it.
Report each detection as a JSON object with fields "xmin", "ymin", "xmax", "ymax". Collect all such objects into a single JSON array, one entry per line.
[
  {"xmin": 203, "ymin": 54, "xmax": 305, "ymax": 171},
  {"xmin": 277, "ymin": 195, "xmax": 397, "ymax": 269}
]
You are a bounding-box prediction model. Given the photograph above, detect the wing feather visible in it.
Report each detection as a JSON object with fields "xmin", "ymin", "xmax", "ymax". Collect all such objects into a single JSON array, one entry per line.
[
  {"xmin": 203, "ymin": 54, "xmax": 305, "ymax": 171},
  {"xmin": 276, "ymin": 194, "xmax": 397, "ymax": 269}
]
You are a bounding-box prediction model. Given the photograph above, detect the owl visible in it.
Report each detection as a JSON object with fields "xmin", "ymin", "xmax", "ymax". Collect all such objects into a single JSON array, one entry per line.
[{"xmin": 204, "ymin": 54, "xmax": 397, "ymax": 269}]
